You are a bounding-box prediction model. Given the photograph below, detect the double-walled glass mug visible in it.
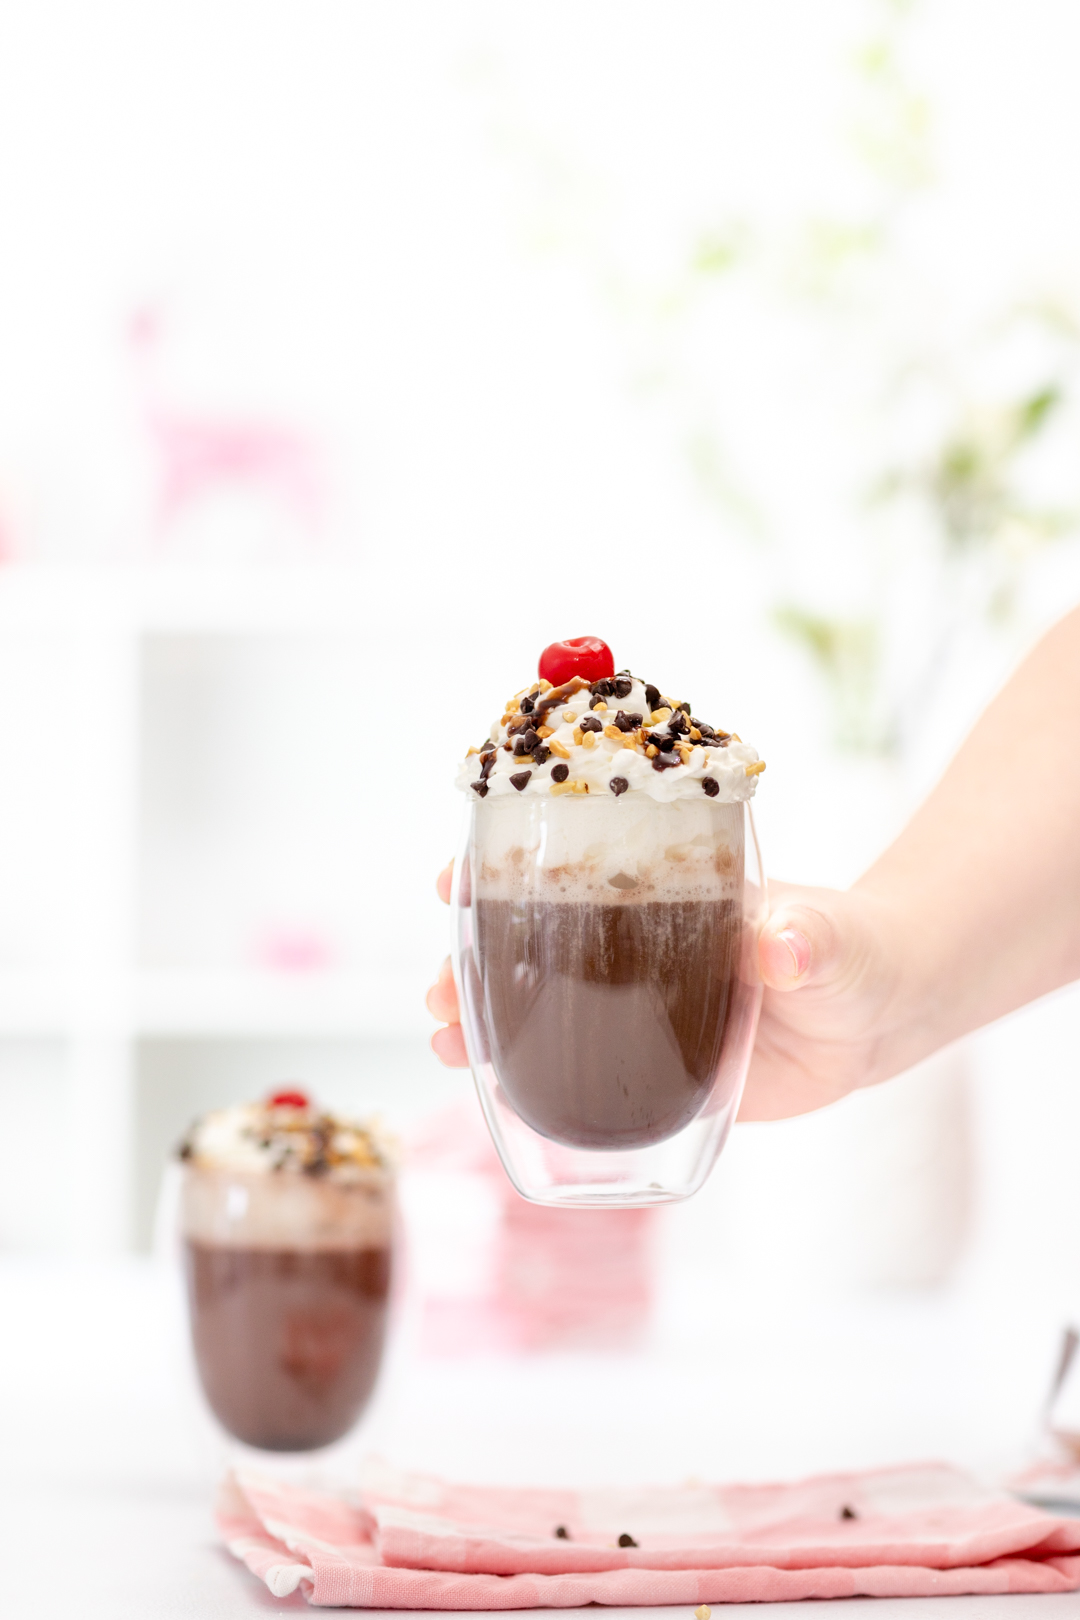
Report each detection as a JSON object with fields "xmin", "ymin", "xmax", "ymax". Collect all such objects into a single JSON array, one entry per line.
[
  {"xmin": 179, "ymin": 1127, "xmax": 394, "ymax": 1451},
  {"xmin": 453, "ymin": 789, "xmax": 765, "ymax": 1206}
]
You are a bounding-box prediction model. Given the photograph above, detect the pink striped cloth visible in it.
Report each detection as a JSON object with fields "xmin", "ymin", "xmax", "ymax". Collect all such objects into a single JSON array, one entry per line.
[{"xmin": 217, "ymin": 1460, "xmax": 1080, "ymax": 1606}]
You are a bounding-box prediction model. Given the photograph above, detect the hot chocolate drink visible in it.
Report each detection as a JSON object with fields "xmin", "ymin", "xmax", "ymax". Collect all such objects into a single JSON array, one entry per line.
[
  {"xmin": 453, "ymin": 646, "xmax": 765, "ymax": 1200},
  {"xmin": 183, "ymin": 1238, "xmax": 390, "ymax": 1451},
  {"xmin": 473, "ymin": 894, "xmax": 740, "ymax": 1149},
  {"xmin": 178, "ymin": 1094, "xmax": 394, "ymax": 1451}
]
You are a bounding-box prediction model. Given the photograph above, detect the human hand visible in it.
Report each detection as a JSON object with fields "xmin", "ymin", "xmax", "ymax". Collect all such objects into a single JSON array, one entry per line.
[{"xmin": 425, "ymin": 862, "xmax": 908, "ymax": 1120}]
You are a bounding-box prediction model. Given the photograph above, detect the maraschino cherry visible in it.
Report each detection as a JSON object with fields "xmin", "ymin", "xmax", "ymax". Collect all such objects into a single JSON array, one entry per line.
[
  {"xmin": 268, "ymin": 1088, "xmax": 310, "ymax": 1110},
  {"xmin": 538, "ymin": 636, "xmax": 615, "ymax": 686}
]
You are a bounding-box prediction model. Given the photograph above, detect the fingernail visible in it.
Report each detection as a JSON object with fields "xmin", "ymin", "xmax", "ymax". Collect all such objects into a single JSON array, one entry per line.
[{"xmin": 776, "ymin": 927, "xmax": 811, "ymax": 979}]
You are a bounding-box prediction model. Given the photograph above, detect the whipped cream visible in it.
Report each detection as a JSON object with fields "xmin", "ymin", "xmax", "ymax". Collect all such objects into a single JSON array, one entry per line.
[
  {"xmin": 178, "ymin": 1099, "xmax": 393, "ymax": 1185},
  {"xmin": 456, "ymin": 672, "xmax": 763, "ymax": 803}
]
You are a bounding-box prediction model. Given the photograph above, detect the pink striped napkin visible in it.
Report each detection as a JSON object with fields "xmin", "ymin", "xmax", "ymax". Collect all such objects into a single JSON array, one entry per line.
[{"xmin": 217, "ymin": 1460, "xmax": 1080, "ymax": 1606}]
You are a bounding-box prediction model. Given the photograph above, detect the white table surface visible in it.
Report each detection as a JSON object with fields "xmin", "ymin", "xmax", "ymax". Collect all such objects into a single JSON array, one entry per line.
[{"xmin": 5, "ymin": 1255, "xmax": 1078, "ymax": 1618}]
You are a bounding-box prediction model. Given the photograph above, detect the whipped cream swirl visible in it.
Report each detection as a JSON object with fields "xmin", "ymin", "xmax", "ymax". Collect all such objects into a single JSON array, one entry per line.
[
  {"xmin": 456, "ymin": 672, "xmax": 763, "ymax": 804},
  {"xmin": 178, "ymin": 1099, "xmax": 393, "ymax": 1184}
]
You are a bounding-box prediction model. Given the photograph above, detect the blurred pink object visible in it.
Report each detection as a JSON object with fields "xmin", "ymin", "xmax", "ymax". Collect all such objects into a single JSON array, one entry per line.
[
  {"xmin": 130, "ymin": 306, "xmax": 323, "ymax": 539},
  {"xmin": 408, "ymin": 1102, "xmax": 657, "ymax": 1355},
  {"xmin": 217, "ymin": 1461, "xmax": 1080, "ymax": 1605},
  {"xmin": 254, "ymin": 926, "xmax": 335, "ymax": 974}
]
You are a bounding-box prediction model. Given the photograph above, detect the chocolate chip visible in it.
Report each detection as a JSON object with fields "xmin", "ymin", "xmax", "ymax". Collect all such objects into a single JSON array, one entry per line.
[
  {"xmin": 702, "ymin": 776, "xmax": 719, "ymax": 797},
  {"xmin": 580, "ymin": 715, "xmax": 603, "ymax": 733},
  {"xmin": 551, "ymin": 763, "xmax": 569, "ymax": 783},
  {"xmin": 609, "ymin": 776, "xmax": 629, "ymax": 796},
  {"xmin": 614, "ymin": 676, "xmax": 633, "ymax": 699},
  {"xmin": 840, "ymin": 1505, "xmax": 857, "ymax": 1521},
  {"xmin": 479, "ymin": 755, "xmax": 496, "ymax": 780},
  {"xmin": 613, "ymin": 710, "xmax": 642, "ymax": 732},
  {"xmin": 470, "ymin": 780, "xmax": 489, "ymax": 797},
  {"xmin": 589, "ymin": 694, "xmax": 605, "ymax": 709},
  {"xmin": 554, "ymin": 1526, "xmax": 570, "ymax": 1540},
  {"xmin": 590, "ymin": 678, "xmax": 614, "ymax": 698},
  {"xmin": 507, "ymin": 716, "xmax": 533, "ymax": 735},
  {"xmin": 668, "ymin": 710, "xmax": 688, "ymax": 736},
  {"xmin": 513, "ymin": 737, "xmax": 528, "ymax": 755},
  {"xmin": 651, "ymin": 753, "xmax": 680, "ymax": 771},
  {"xmin": 645, "ymin": 684, "xmax": 660, "ymax": 710},
  {"xmin": 509, "ymin": 770, "xmax": 532, "ymax": 792},
  {"xmin": 520, "ymin": 695, "xmax": 535, "ymax": 714},
  {"xmin": 618, "ymin": 1533, "xmax": 638, "ymax": 1548},
  {"xmin": 656, "ymin": 734, "xmax": 676, "ymax": 752},
  {"xmin": 523, "ymin": 728, "xmax": 539, "ymax": 752},
  {"xmin": 533, "ymin": 745, "xmax": 551, "ymax": 765}
]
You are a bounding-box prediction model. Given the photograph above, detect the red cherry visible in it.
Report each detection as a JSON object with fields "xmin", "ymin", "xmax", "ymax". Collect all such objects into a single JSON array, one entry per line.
[
  {"xmin": 268, "ymin": 1089, "xmax": 310, "ymax": 1110},
  {"xmin": 538, "ymin": 637, "xmax": 615, "ymax": 687}
]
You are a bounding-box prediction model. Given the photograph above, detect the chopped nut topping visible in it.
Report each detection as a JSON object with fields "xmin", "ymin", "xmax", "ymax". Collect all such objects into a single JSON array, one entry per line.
[
  {"xmin": 695, "ymin": 1606, "xmax": 712, "ymax": 1619},
  {"xmin": 649, "ymin": 707, "xmax": 671, "ymax": 725},
  {"xmin": 603, "ymin": 725, "xmax": 624, "ymax": 741},
  {"xmin": 549, "ymin": 781, "xmax": 573, "ymax": 796},
  {"xmin": 572, "ymin": 779, "xmax": 589, "ymax": 793},
  {"xmin": 745, "ymin": 760, "xmax": 766, "ymax": 776},
  {"xmin": 536, "ymin": 725, "xmax": 554, "ymax": 739},
  {"xmin": 563, "ymin": 710, "xmax": 577, "ymax": 722},
  {"xmin": 548, "ymin": 739, "xmax": 571, "ymax": 759},
  {"xmin": 582, "ymin": 732, "xmax": 595, "ymax": 749},
  {"xmin": 646, "ymin": 744, "xmax": 659, "ymax": 758},
  {"xmin": 572, "ymin": 726, "xmax": 584, "ymax": 746},
  {"xmin": 689, "ymin": 726, "xmax": 702, "ymax": 740}
]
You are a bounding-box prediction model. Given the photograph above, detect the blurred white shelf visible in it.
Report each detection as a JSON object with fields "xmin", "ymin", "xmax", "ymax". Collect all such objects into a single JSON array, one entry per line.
[
  {"xmin": 0, "ymin": 970, "xmax": 429, "ymax": 1040},
  {"xmin": 135, "ymin": 969, "xmax": 430, "ymax": 1038},
  {"xmin": 0, "ymin": 560, "xmax": 441, "ymax": 635}
]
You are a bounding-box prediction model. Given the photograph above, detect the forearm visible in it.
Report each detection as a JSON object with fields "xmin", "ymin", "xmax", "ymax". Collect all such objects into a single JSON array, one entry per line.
[{"xmin": 856, "ymin": 607, "xmax": 1080, "ymax": 1054}]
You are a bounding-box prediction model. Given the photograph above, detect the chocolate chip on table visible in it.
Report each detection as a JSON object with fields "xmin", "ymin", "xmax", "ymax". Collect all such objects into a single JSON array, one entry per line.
[
  {"xmin": 551, "ymin": 763, "xmax": 569, "ymax": 783},
  {"xmin": 579, "ymin": 715, "xmax": 603, "ymax": 733},
  {"xmin": 509, "ymin": 770, "xmax": 532, "ymax": 792},
  {"xmin": 554, "ymin": 1525, "xmax": 571, "ymax": 1540},
  {"xmin": 840, "ymin": 1505, "xmax": 857, "ymax": 1520},
  {"xmin": 644, "ymin": 684, "xmax": 660, "ymax": 710},
  {"xmin": 470, "ymin": 780, "xmax": 489, "ymax": 797},
  {"xmin": 608, "ymin": 776, "xmax": 629, "ymax": 796},
  {"xmin": 617, "ymin": 1533, "xmax": 638, "ymax": 1548},
  {"xmin": 702, "ymin": 776, "xmax": 719, "ymax": 797},
  {"xmin": 614, "ymin": 676, "xmax": 633, "ymax": 699}
]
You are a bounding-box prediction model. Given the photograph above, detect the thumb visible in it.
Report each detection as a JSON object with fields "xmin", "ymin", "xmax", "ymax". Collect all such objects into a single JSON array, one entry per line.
[{"xmin": 757, "ymin": 895, "xmax": 856, "ymax": 992}]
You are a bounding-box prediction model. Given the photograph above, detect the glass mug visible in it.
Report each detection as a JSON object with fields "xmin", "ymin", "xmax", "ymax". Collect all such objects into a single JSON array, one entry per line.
[
  {"xmin": 453, "ymin": 789, "xmax": 765, "ymax": 1206},
  {"xmin": 180, "ymin": 1159, "xmax": 394, "ymax": 1450}
]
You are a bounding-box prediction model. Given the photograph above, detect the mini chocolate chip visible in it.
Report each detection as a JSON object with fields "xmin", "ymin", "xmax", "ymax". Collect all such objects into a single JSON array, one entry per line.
[
  {"xmin": 507, "ymin": 716, "xmax": 533, "ymax": 735},
  {"xmin": 702, "ymin": 776, "xmax": 719, "ymax": 797},
  {"xmin": 614, "ymin": 676, "xmax": 633, "ymax": 699},
  {"xmin": 470, "ymin": 780, "xmax": 489, "ymax": 797},
  {"xmin": 533, "ymin": 745, "xmax": 551, "ymax": 765},
  {"xmin": 479, "ymin": 756, "xmax": 496, "ymax": 780},
  {"xmin": 580, "ymin": 715, "xmax": 603, "ymax": 733},
  {"xmin": 609, "ymin": 776, "xmax": 629, "ymax": 796},
  {"xmin": 509, "ymin": 770, "xmax": 532, "ymax": 792},
  {"xmin": 651, "ymin": 753, "xmax": 680, "ymax": 771},
  {"xmin": 523, "ymin": 728, "xmax": 540, "ymax": 752},
  {"xmin": 520, "ymin": 695, "xmax": 535, "ymax": 714},
  {"xmin": 554, "ymin": 1525, "xmax": 570, "ymax": 1540},
  {"xmin": 840, "ymin": 1505, "xmax": 857, "ymax": 1521},
  {"xmin": 614, "ymin": 710, "xmax": 643, "ymax": 732},
  {"xmin": 589, "ymin": 694, "xmax": 605, "ymax": 709},
  {"xmin": 645, "ymin": 684, "xmax": 660, "ymax": 710},
  {"xmin": 668, "ymin": 710, "xmax": 688, "ymax": 735},
  {"xmin": 513, "ymin": 737, "xmax": 527, "ymax": 755},
  {"xmin": 618, "ymin": 1533, "xmax": 638, "ymax": 1548},
  {"xmin": 656, "ymin": 734, "xmax": 676, "ymax": 752},
  {"xmin": 551, "ymin": 763, "xmax": 569, "ymax": 783},
  {"xmin": 590, "ymin": 678, "xmax": 614, "ymax": 698}
]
